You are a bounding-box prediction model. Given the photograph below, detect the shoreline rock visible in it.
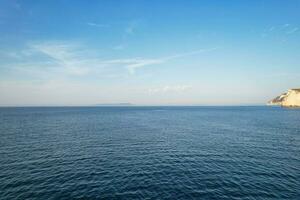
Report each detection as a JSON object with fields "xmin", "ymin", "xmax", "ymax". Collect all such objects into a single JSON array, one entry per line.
[{"xmin": 268, "ymin": 88, "xmax": 300, "ymax": 107}]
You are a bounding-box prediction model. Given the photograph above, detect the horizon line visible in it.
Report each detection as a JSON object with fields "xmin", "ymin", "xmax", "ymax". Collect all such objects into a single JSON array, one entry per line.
[{"xmin": 0, "ymin": 104, "xmax": 268, "ymax": 108}]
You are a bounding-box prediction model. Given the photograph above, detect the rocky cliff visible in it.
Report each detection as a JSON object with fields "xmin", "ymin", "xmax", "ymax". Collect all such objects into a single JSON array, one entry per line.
[{"xmin": 268, "ymin": 89, "xmax": 300, "ymax": 107}]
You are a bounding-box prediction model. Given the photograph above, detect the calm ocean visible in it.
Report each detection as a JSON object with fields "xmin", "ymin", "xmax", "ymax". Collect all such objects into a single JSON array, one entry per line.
[{"xmin": 0, "ymin": 106, "xmax": 299, "ymax": 199}]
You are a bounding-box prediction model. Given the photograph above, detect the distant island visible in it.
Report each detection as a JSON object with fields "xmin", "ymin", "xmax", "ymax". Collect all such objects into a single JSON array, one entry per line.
[{"xmin": 268, "ymin": 89, "xmax": 300, "ymax": 107}]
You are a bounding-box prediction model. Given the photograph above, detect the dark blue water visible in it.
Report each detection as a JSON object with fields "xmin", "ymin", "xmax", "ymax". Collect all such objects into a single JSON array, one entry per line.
[{"xmin": 0, "ymin": 106, "xmax": 299, "ymax": 200}]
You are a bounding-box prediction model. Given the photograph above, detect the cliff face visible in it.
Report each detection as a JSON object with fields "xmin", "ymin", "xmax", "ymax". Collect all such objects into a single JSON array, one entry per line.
[{"xmin": 268, "ymin": 89, "xmax": 300, "ymax": 107}]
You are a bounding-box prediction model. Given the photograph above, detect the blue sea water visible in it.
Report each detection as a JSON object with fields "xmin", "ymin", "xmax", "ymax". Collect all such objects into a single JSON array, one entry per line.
[{"xmin": 0, "ymin": 106, "xmax": 299, "ymax": 200}]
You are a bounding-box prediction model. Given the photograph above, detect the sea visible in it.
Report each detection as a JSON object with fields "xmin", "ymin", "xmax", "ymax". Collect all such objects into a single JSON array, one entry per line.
[{"xmin": 0, "ymin": 106, "xmax": 299, "ymax": 199}]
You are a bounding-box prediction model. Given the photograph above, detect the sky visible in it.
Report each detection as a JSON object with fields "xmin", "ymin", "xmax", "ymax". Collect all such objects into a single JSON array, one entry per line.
[{"xmin": 0, "ymin": 0, "xmax": 300, "ymax": 106}]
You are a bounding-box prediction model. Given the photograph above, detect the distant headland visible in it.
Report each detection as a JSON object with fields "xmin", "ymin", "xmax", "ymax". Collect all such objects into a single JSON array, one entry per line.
[{"xmin": 268, "ymin": 88, "xmax": 300, "ymax": 107}]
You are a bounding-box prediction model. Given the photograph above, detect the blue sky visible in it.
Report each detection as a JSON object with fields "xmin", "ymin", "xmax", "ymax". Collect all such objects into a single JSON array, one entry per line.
[{"xmin": 0, "ymin": 0, "xmax": 299, "ymax": 106}]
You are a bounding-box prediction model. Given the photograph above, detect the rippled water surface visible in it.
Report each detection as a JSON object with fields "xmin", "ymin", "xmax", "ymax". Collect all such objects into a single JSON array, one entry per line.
[{"xmin": 0, "ymin": 106, "xmax": 299, "ymax": 199}]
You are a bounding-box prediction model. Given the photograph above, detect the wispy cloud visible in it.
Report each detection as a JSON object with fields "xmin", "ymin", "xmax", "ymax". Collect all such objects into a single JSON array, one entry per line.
[
  {"xmin": 286, "ymin": 27, "xmax": 299, "ymax": 34},
  {"xmin": 126, "ymin": 59, "xmax": 164, "ymax": 74},
  {"xmin": 2, "ymin": 41, "xmax": 219, "ymax": 78},
  {"xmin": 261, "ymin": 25, "xmax": 277, "ymax": 38},
  {"xmin": 87, "ymin": 22, "xmax": 109, "ymax": 28},
  {"xmin": 30, "ymin": 41, "xmax": 92, "ymax": 75},
  {"xmin": 268, "ymin": 26, "xmax": 275, "ymax": 32},
  {"xmin": 31, "ymin": 41, "xmax": 218, "ymax": 75},
  {"xmin": 148, "ymin": 85, "xmax": 192, "ymax": 94},
  {"xmin": 112, "ymin": 44, "xmax": 125, "ymax": 50},
  {"xmin": 125, "ymin": 47, "xmax": 219, "ymax": 74},
  {"xmin": 163, "ymin": 47, "xmax": 218, "ymax": 60},
  {"xmin": 283, "ymin": 23, "xmax": 290, "ymax": 28},
  {"xmin": 261, "ymin": 23, "xmax": 299, "ymax": 38}
]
